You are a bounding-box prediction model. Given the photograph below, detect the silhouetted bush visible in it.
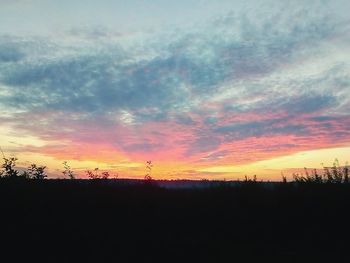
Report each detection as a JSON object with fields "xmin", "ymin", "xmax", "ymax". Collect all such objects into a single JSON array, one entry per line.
[
  {"xmin": 86, "ymin": 168, "xmax": 100, "ymax": 179},
  {"xmin": 28, "ymin": 164, "xmax": 47, "ymax": 180},
  {"xmin": 0, "ymin": 157, "xmax": 19, "ymax": 178},
  {"xmin": 101, "ymin": 171, "xmax": 110, "ymax": 180}
]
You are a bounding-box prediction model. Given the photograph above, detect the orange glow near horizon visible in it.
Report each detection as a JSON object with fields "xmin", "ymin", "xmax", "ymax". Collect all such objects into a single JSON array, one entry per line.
[{"xmin": 1, "ymin": 128, "xmax": 349, "ymax": 181}]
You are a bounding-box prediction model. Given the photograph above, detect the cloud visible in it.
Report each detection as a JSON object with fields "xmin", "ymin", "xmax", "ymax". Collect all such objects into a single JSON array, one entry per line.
[
  {"xmin": 0, "ymin": 42, "xmax": 24, "ymax": 62},
  {"xmin": 0, "ymin": 1, "xmax": 341, "ymax": 112}
]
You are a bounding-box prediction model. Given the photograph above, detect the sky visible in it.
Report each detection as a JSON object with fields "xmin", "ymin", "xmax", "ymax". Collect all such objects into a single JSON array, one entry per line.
[{"xmin": 0, "ymin": 0, "xmax": 350, "ymax": 180}]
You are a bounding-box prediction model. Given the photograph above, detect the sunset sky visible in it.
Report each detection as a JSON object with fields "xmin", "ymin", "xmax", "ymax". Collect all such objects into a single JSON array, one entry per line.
[{"xmin": 0, "ymin": 0, "xmax": 349, "ymax": 180}]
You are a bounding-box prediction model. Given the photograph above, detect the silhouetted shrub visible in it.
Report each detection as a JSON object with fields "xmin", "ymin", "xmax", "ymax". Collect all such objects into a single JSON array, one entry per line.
[
  {"xmin": 0, "ymin": 157, "xmax": 19, "ymax": 178},
  {"xmin": 101, "ymin": 171, "xmax": 110, "ymax": 180},
  {"xmin": 86, "ymin": 168, "xmax": 100, "ymax": 179},
  {"xmin": 28, "ymin": 164, "xmax": 47, "ymax": 180}
]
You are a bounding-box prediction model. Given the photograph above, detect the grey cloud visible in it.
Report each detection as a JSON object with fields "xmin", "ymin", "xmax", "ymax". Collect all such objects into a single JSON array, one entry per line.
[
  {"xmin": 275, "ymin": 94, "xmax": 337, "ymax": 114},
  {"xmin": 0, "ymin": 2, "xmax": 341, "ymax": 116},
  {"xmin": 185, "ymin": 135, "xmax": 222, "ymax": 156},
  {"xmin": 204, "ymin": 117, "xmax": 218, "ymax": 125},
  {"xmin": 215, "ymin": 121, "xmax": 307, "ymax": 138},
  {"xmin": 173, "ymin": 114, "xmax": 195, "ymax": 125},
  {"xmin": 212, "ymin": 94, "xmax": 338, "ymax": 141},
  {"xmin": 0, "ymin": 44, "xmax": 24, "ymax": 62},
  {"xmin": 308, "ymin": 116, "xmax": 337, "ymax": 122},
  {"xmin": 1, "ymin": 52, "xmax": 190, "ymax": 115}
]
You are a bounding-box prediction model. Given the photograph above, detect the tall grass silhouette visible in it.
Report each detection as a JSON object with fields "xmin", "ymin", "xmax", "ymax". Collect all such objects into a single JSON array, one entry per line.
[
  {"xmin": 293, "ymin": 159, "xmax": 349, "ymax": 184},
  {"xmin": 144, "ymin": 160, "xmax": 153, "ymax": 181}
]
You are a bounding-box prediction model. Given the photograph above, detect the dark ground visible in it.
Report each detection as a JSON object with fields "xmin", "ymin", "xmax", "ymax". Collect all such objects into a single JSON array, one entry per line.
[{"xmin": 1, "ymin": 179, "xmax": 350, "ymax": 262}]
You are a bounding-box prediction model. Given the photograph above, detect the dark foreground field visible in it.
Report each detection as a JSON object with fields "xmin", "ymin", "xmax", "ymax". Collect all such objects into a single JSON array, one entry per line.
[{"xmin": 1, "ymin": 180, "xmax": 350, "ymax": 262}]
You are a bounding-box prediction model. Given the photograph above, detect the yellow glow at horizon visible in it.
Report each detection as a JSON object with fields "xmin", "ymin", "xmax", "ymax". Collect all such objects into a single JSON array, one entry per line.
[{"xmin": 199, "ymin": 146, "xmax": 350, "ymax": 180}]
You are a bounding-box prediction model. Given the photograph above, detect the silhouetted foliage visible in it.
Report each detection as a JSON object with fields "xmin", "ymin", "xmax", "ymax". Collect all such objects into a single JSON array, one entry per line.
[
  {"xmin": 244, "ymin": 175, "xmax": 257, "ymax": 183},
  {"xmin": 85, "ymin": 169, "xmax": 118, "ymax": 180},
  {"xmin": 20, "ymin": 170, "xmax": 31, "ymax": 179},
  {"xmin": 293, "ymin": 159, "xmax": 349, "ymax": 184},
  {"xmin": 86, "ymin": 170, "xmax": 94, "ymax": 179},
  {"xmin": 0, "ymin": 157, "xmax": 19, "ymax": 178},
  {"xmin": 62, "ymin": 161, "xmax": 75, "ymax": 179},
  {"xmin": 144, "ymin": 160, "xmax": 153, "ymax": 181},
  {"xmin": 86, "ymin": 168, "xmax": 100, "ymax": 179},
  {"xmin": 281, "ymin": 173, "xmax": 287, "ymax": 183},
  {"xmin": 344, "ymin": 163, "xmax": 349, "ymax": 184},
  {"xmin": 101, "ymin": 171, "xmax": 110, "ymax": 180},
  {"xmin": 28, "ymin": 164, "xmax": 47, "ymax": 180}
]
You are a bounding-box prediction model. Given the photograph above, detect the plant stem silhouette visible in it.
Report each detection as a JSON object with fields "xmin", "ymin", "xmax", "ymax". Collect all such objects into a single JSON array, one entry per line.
[
  {"xmin": 62, "ymin": 161, "xmax": 75, "ymax": 179},
  {"xmin": 144, "ymin": 160, "xmax": 153, "ymax": 181}
]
